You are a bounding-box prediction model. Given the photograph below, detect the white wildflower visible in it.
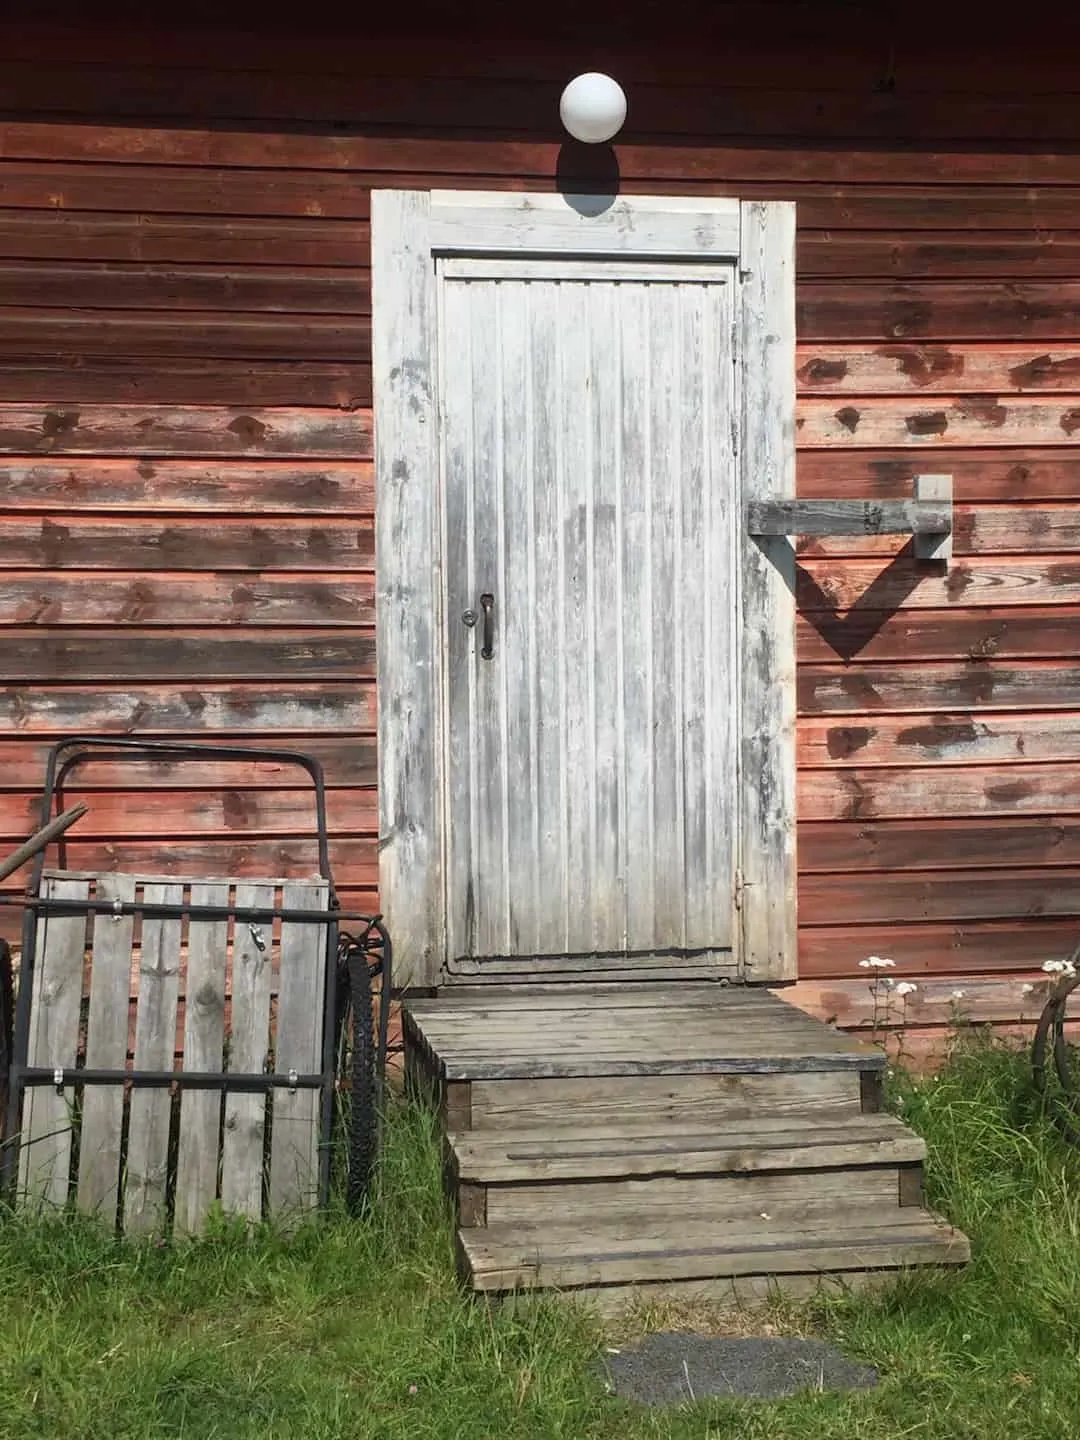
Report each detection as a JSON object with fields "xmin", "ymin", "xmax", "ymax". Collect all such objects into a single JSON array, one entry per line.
[
  {"xmin": 759, "ymin": 1211, "xmax": 771, "ymax": 1221},
  {"xmin": 951, "ymin": 990, "xmax": 965, "ymax": 1000},
  {"xmin": 858, "ymin": 956, "xmax": 896, "ymax": 970},
  {"xmin": 1042, "ymin": 959, "xmax": 1077, "ymax": 976},
  {"xmin": 1021, "ymin": 983, "xmax": 1035, "ymax": 994},
  {"xmin": 894, "ymin": 982, "xmax": 918, "ymax": 998}
]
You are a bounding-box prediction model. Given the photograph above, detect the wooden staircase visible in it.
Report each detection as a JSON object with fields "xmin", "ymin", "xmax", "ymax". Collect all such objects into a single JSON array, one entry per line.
[{"xmin": 404, "ymin": 985, "xmax": 969, "ymax": 1313}]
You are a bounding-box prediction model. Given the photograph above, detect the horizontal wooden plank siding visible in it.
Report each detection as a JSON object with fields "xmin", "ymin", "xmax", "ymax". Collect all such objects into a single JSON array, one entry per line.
[{"xmin": 0, "ymin": 10, "xmax": 1074, "ymax": 1027}]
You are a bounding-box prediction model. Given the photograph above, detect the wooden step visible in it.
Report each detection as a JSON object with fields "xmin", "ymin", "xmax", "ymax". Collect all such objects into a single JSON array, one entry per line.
[
  {"xmin": 458, "ymin": 1209, "xmax": 971, "ymax": 1298},
  {"xmin": 406, "ymin": 986, "xmax": 886, "ymax": 1132},
  {"xmin": 407, "ymin": 985, "xmax": 883, "ymax": 1082},
  {"xmin": 451, "ymin": 1114, "xmax": 925, "ymax": 1184},
  {"xmin": 449, "ymin": 1115, "xmax": 927, "ymax": 1227},
  {"xmin": 437, "ymin": 1068, "xmax": 874, "ymax": 1132}
]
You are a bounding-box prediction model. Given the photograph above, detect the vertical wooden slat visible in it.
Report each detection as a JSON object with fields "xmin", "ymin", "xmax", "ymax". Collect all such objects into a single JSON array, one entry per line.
[
  {"xmin": 648, "ymin": 282, "xmax": 685, "ymax": 948},
  {"xmin": 620, "ymin": 281, "xmax": 656, "ymax": 953},
  {"xmin": 680, "ymin": 283, "xmax": 710, "ymax": 947},
  {"xmin": 739, "ymin": 199, "xmax": 798, "ymax": 982},
  {"xmin": 221, "ymin": 881, "xmax": 275, "ymax": 1219},
  {"xmin": 174, "ymin": 880, "xmax": 229, "ymax": 1235},
  {"xmin": 590, "ymin": 281, "xmax": 625, "ymax": 951},
  {"xmin": 687, "ymin": 278, "xmax": 739, "ymax": 948},
  {"xmin": 77, "ymin": 872, "xmax": 136, "ymax": 1221},
  {"xmin": 441, "ymin": 271, "xmax": 476, "ymax": 965},
  {"xmin": 560, "ymin": 279, "xmax": 594, "ymax": 955},
  {"xmin": 469, "ymin": 281, "xmax": 506, "ymax": 957},
  {"xmin": 269, "ymin": 881, "xmax": 329, "ymax": 1217},
  {"xmin": 19, "ymin": 875, "xmax": 89, "ymax": 1207},
  {"xmin": 529, "ymin": 280, "xmax": 567, "ymax": 955},
  {"xmin": 124, "ymin": 881, "xmax": 183, "ymax": 1234},
  {"xmin": 372, "ymin": 187, "xmax": 441, "ymax": 988},
  {"xmin": 499, "ymin": 281, "xmax": 540, "ymax": 954}
]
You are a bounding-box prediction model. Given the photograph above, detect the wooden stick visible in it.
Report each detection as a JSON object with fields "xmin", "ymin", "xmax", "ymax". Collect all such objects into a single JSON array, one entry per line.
[{"xmin": 0, "ymin": 803, "xmax": 89, "ymax": 883}]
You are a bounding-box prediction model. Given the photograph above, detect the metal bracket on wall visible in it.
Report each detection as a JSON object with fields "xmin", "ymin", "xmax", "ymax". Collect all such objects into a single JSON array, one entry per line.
[{"xmin": 747, "ymin": 473, "xmax": 953, "ymax": 564}]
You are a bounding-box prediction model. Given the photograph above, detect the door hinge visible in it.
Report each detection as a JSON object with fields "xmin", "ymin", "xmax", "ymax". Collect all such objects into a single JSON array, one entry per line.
[{"xmin": 734, "ymin": 869, "xmax": 744, "ymax": 910}]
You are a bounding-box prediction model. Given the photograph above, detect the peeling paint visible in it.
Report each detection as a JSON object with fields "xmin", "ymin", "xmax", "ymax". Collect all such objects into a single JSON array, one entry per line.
[
  {"xmin": 905, "ymin": 411, "xmax": 948, "ymax": 436},
  {"xmin": 880, "ymin": 345, "xmax": 963, "ymax": 387},
  {"xmin": 826, "ymin": 725, "xmax": 875, "ymax": 759}
]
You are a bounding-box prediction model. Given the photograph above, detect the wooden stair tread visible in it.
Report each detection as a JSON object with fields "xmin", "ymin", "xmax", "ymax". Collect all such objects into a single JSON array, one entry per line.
[
  {"xmin": 406, "ymin": 987, "xmax": 884, "ymax": 1081},
  {"xmin": 450, "ymin": 1113, "xmax": 925, "ymax": 1182},
  {"xmin": 460, "ymin": 1210, "xmax": 970, "ymax": 1291}
]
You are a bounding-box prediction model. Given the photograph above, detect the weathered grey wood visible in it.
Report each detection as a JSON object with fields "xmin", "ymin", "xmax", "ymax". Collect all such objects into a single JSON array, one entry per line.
[
  {"xmin": 899, "ymin": 1165, "xmax": 926, "ymax": 1208},
  {"xmin": 747, "ymin": 499, "xmax": 951, "ymax": 537},
  {"xmin": 427, "ymin": 192, "xmax": 742, "ymax": 258},
  {"xmin": 417, "ymin": 1018, "xmax": 866, "ymax": 1056},
  {"xmin": 431, "ymin": 1023, "xmax": 872, "ymax": 1054},
  {"xmin": 77, "ymin": 873, "xmax": 137, "ymax": 1221},
  {"xmin": 407, "ymin": 989, "xmax": 882, "ymax": 1062},
  {"xmin": 19, "ymin": 875, "xmax": 89, "ymax": 1207},
  {"xmin": 377, "ymin": 189, "xmax": 800, "ymax": 985},
  {"xmin": 914, "ymin": 474, "xmax": 955, "ymax": 561},
  {"xmin": 467, "ymin": 1071, "xmax": 863, "ymax": 1130},
  {"xmin": 442, "ymin": 258, "xmax": 736, "ymax": 284},
  {"xmin": 739, "ymin": 199, "xmax": 798, "ymax": 983},
  {"xmin": 444, "ymin": 1081, "xmax": 472, "ymax": 1131},
  {"xmin": 447, "ymin": 957, "xmax": 739, "ymax": 980},
  {"xmin": 443, "ymin": 1055, "xmax": 883, "ymax": 1080},
  {"xmin": 124, "ymin": 881, "xmax": 183, "ymax": 1234},
  {"xmin": 174, "ymin": 881, "xmax": 229, "ymax": 1235},
  {"xmin": 372, "ymin": 187, "xmax": 441, "ymax": 988},
  {"xmin": 269, "ymin": 882, "xmax": 330, "ymax": 1218},
  {"xmin": 861, "ymin": 1071, "xmax": 885, "ymax": 1113},
  {"xmin": 221, "ymin": 882, "xmax": 275, "ymax": 1219},
  {"xmin": 449, "ymin": 1115, "xmax": 925, "ymax": 1184},
  {"xmin": 409, "ymin": 983, "xmax": 755, "ymax": 1012},
  {"xmin": 483, "ymin": 1168, "xmax": 903, "ymax": 1226},
  {"xmin": 461, "ymin": 1211, "xmax": 969, "ymax": 1290},
  {"xmin": 459, "ymin": 1182, "xmax": 487, "ymax": 1228},
  {"xmin": 440, "ymin": 261, "xmax": 737, "ymax": 969}
]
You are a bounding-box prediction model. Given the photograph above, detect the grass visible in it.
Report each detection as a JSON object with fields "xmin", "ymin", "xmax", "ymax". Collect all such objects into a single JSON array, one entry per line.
[{"xmin": 2, "ymin": 1036, "xmax": 1080, "ymax": 1438}]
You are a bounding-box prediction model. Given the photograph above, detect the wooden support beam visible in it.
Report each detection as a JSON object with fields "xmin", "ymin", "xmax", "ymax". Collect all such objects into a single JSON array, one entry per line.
[{"xmin": 748, "ymin": 475, "xmax": 953, "ymax": 563}]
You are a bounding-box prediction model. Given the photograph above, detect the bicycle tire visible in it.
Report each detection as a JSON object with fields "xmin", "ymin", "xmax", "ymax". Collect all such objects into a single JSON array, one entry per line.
[
  {"xmin": 335, "ymin": 937, "xmax": 377, "ymax": 1213},
  {"xmin": 0, "ymin": 940, "xmax": 12, "ymax": 1139}
]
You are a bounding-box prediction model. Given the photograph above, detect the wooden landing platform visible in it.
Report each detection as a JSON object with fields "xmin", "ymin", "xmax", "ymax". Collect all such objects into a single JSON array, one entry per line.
[
  {"xmin": 404, "ymin": 984, "xmax": 969, "ymax": 1311},
  {"xmin": 406, "ymin": 984, "xmax": 887, "ymax": 1079}
]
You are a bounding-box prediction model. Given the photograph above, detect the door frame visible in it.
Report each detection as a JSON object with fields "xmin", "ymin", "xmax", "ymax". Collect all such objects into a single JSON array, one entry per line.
[{"xmin": 372, "ymin": 189, "xmax": 796, "ymax": 989}]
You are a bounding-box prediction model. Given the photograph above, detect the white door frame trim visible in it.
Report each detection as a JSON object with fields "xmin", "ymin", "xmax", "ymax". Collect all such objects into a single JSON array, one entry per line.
[{"xmin": 372, "ymin": 189, "xmax": 796, "ymax": 988}]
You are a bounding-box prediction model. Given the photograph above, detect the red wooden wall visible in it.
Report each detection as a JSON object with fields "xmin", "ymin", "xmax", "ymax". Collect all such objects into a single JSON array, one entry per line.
[{"xmin": 2, "ymin": 7, "xmax": 1079, "ymax": 1050}]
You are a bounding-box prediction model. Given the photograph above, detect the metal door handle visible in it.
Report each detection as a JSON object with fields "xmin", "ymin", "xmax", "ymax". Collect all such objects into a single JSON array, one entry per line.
[{"xmin": 479, "ymin": 593, "xmax": 495, "ymax": 660}]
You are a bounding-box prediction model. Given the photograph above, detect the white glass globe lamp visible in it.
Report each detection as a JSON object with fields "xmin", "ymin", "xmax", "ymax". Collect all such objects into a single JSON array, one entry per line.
[{"xmin": 559, "ymin": 72, "xmax": 627, "ymax": 144}]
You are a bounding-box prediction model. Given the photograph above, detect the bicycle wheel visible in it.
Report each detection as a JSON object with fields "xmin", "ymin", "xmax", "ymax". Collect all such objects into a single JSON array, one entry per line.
[
  {"xmin": 0, "ymin": 940, "xmax": 12, "ymax": 1140},
  {"xmin": 333, "ymin": 934, "xmax": 377, "ymax": 1213}
]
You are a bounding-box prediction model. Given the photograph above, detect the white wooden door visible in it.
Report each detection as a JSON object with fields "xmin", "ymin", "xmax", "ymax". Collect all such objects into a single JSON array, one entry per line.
[
  {"xmin": 440, "ymin": 261, "xmax": 736, "ymax": 970},
  {"xmin": 373, "ymin": 192, "xmax": 796, "ymax": 987}
]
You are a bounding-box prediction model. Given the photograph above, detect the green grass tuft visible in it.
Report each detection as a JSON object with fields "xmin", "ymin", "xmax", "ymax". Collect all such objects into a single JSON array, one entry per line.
[{"xmin": 2, "ymin": 1039, "xmax": 1080, "ymax": 1437}]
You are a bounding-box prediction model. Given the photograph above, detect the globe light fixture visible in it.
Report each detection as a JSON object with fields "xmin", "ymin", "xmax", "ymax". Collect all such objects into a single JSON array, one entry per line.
[{"xmin": 559, "ymin": 72, "xmax": 627, "ymax": 144}]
